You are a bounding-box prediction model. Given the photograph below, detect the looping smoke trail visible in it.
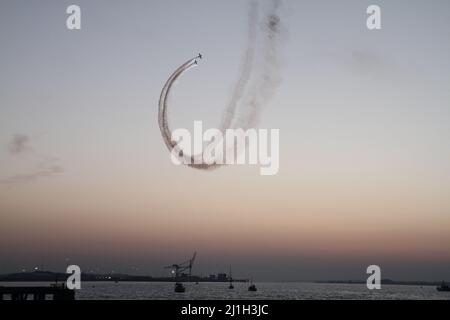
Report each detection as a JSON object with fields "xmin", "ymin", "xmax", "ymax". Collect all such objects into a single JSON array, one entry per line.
[
  {"xmin": 158, "ymin": 58, "xmax": 219, "ymax": 169},
  {"xmin": 158, "ymin": 0, "xmax": 284, "ymax": 170},
  {"xmin": 158, "ymin": 57, "xmax": 195, "ymax": 152}
]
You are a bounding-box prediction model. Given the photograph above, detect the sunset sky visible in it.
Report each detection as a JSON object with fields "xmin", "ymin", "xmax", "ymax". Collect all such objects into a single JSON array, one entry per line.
[{"xmin": 1, "ymin": 0, "xmax": 450, "ymax": 281}]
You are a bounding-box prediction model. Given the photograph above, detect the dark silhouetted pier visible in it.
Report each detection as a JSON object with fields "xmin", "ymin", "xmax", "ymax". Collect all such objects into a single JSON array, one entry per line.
[{"xmin": 0, "ymin": 284, "xmax": 75, "ymax": 300}]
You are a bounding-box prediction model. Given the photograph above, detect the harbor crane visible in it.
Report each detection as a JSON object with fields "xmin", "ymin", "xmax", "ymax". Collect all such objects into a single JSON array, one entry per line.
[{"xmin": 164, "ymin": 252, "xmax": 197, "ymax": 280}]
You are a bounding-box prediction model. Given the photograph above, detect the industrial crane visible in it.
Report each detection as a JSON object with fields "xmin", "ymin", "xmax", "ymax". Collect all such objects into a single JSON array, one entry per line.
[{"xmin": 164, "ymin": 252, "xmax": 197, "ymax": 282}]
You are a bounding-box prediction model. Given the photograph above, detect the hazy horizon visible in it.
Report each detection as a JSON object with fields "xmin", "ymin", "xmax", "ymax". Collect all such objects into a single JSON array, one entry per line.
[{"xmin": 1, "ymin": 0, "xmax": 450, "ymax": 282}]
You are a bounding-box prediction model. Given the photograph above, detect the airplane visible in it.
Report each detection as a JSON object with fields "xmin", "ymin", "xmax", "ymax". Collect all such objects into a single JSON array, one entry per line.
[
  {"xmin": 194, "ymin": 59, "xmax": 198, "ymax": 65},
  {"xmin": 197, "ymin": 53, "xmax": 202, "ymax": 59}
]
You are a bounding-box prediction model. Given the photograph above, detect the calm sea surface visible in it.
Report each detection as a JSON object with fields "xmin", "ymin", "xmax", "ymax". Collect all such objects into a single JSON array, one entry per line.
[{"xmin": 2, "ymin": 281, "xmax": 450, "ymax": 300}]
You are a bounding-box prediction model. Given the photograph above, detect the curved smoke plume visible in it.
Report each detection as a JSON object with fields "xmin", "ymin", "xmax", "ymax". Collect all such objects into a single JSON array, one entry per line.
[{"xmin": 158, "ymin": 0, "xmax": 285, "ymax": 170}]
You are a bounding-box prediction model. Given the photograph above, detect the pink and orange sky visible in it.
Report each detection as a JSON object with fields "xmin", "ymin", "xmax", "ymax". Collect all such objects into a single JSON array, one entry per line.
[{"xmin": 1, "ymin": 0, "xmax": 450, "ymax": 280}]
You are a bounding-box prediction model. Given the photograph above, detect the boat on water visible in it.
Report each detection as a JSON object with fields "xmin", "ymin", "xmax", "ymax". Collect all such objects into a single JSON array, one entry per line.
[
  {"xmin": 248, "ymin": 278, "xmax": 257, "ymax": 292},
  {"xmin": 175, "ymin": 282, "xmax": 185, "ymax": 293},
  {"xmin": 437, "ymin": 281, "xmax": 450, "ymax": 292},
  {"xmin": 228, "ymin": 265, "xmax": 234, "ymax": 289}
]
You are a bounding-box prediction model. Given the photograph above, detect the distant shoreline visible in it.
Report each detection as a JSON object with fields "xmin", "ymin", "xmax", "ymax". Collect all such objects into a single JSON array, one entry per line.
[
  {"xmin": 0, "ymin": 271, "xmax": 445, "ymax": 286},
  {"xmin": 315, "ymin": 279, "xmax": 444, "ymax": 286},
  {"xmin": 0, "ymin": 270, "xmax": 248, "ymax": 283}
]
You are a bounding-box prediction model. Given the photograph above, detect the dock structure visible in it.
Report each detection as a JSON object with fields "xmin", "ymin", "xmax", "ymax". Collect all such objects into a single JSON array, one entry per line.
[{"xmin": 0, "ymin": 284, "xmax": 75, "ymax": 300}]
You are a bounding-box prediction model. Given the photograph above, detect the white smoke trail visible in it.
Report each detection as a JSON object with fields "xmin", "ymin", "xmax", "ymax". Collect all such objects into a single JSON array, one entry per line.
[
  {"xmin": 158, "ymin": 58, "xmax": 214, "ymax": 169},
  {"xmin": 158, "ymin": 0, "xmax": 285, "ymax": 170}
]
